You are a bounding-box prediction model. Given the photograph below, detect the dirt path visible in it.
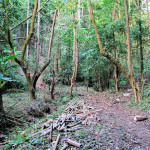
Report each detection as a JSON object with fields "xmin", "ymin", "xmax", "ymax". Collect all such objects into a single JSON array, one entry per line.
[
  {"xmin": 76, "ymin": 88, "xmax": 150, "ymax": 149},
  {"xmin": 34, "ymin": 76, "xmax": 150, "ymax": 149}
]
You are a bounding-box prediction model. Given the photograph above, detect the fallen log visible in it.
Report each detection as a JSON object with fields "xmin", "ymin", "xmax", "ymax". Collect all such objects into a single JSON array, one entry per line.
[
  {"xmin": 66, "ymin": 139, "xmax": 82, "ymax": 148},
  {"xmin": 134, "ymin": 115, "xmax": 148, "ymax": 121}
]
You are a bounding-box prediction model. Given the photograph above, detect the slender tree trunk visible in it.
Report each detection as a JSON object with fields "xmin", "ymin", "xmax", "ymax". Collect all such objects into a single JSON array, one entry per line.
[
  {"xmin": 113, "ymin": 32, "xmax": 118, "ymax": 92},
  {"xmin": 138, "ymin": 0, "xmax": 144, "ymax": 94},
  {"xmin": 88, "ymin": 0, "xmax": 141, "ymax": 102},
  {"xmin": 124, "ymin": 0, "xmax": 132, "ymax": 75},
  {"xmin": 129, "ymin": 0, "xmax": 131, "ymax": 11},
  {"xmin": 88, "ymin": 2, "xmax": 91, "ymax": 29},
  {"xmin": 26, "ymin": 0, "xmax": 29, "ymax": 67},
  {"xmin": 36, "ymin": 0, "xmax": 40, "ymax": 70},
  {"xmin": 112, "ymin": 5, "xmax": 119, "ymax": 92},
  {"xmin": 118, "ymin": 0, "xmax": 121, "ymax": 19},
  {"xmin": 70, "ymin": 27, "xmax": 76, "ymax": 98},
  {"xmin": 75, "ymin": 39, "xmax": 79, "ymax": 78},
  {"xmin": 125, "ymin": 0, "xmax": 141, "ymax": 102},
  {"xmin": 54, "ymin": 38, "xmax": 59, "ymax": 74},
  {"xmin": 146, "ymin": 0, "xmax": 149, "ymax": 29},
  {"xmin": 0, "ymin": 91, "xmax": 4, "ymax": 113},
  {"xmin": 99, "ymin": 55, "xmax": 102, "ymax": 93},
  {"xmin": 50, "ymin": 70, "xmax": 55, "ymax": 100},
  {"xmin": 78, "ymin": 0, "xmax": 81, "ymax": 27},
  {"xmin": 124, "ymin": 0, "xmax": 141, "ymax": 102}
]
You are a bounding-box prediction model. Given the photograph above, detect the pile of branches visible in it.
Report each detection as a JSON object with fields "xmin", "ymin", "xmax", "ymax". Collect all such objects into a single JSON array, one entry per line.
[{"xmin": 29, "ymin": 100, "xmax": 102, "ymax": 149}]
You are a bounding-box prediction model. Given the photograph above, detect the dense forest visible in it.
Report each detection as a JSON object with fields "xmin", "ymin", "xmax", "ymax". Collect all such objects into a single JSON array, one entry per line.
[{"xmin": 0, "ymin": 0, "xmax": 150, "ymax": 149}]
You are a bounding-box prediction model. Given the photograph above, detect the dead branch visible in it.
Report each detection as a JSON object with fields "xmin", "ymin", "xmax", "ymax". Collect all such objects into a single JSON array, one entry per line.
[
  {"xmin": 53, "ymin": 134, "xmax": 61, "ymax": 150},
  {"xmin": 49, "ymin": 121, "xmax": 53, "ymax": 142},
  {"xmin": 5, "ymin": 118, "xmax": 22, "ymax": 126}
]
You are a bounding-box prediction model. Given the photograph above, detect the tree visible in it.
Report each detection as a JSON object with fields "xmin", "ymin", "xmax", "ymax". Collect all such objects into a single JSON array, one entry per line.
[
  {"xmin": 138, "ymin": 0, "xmax": 144, "ymax": 93},
  {"xmin": 5, "ymin": 0, "xmax": 58, "ymax": 100},
  {"xmin": 88, "ymin": 0, "xmax": 141, "ymax": 102}
]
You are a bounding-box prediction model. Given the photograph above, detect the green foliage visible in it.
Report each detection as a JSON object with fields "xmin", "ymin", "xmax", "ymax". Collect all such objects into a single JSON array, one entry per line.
[{"xmin": 9, "ymin": 136, "xmax": 29, "ymax": 146}]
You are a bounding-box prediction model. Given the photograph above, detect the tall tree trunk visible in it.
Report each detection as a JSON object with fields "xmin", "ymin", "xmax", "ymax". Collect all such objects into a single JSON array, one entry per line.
[
  {"xmin": 112, "ymin": 5, "xmax": 119, "ymax": 92},
  {"xmin": 88, "ymin": 2, "xmax": 91, "ymax": 29},
  {"xmin": 118, "ymin": 0, "xmax": 121, "ymax": 19},
  {"xmin": 36, "ymin": 0, "xmax": 40, "ymax": 70},
  {"xmin": 124, "ymin": 0, "xmax": 132, "ymax": 75},
  {"xmin": 78, "ymin": 0, "xmax": 81, "ymax": 27},
  {"xmin": 70, "ymin": 27, "xmax": 76, "ymax": 98},
  {"xmin": 124, "ymin": 0, "xmax": 141, "ymax": 102},
  {"xmin": 113, "ymin": 32, "xmax": 119, "ymax": 92},
  {"xmin": 138, "ymin": 0, "xmax": 144, "ymax": 94},
  {"xmin": 26, "ymin": 0, "xmax": 29, "ymax": 68},
  {"xmin": 88, "ymin": 0, "xmax": 141, "ymax": 102},
  {"xmin": 146, "ymin": 0, "xmax": 149, "ymax": 29},
  {"xmin": 75, "ymin": 39, "xmax": 79, "ymax": 78}
]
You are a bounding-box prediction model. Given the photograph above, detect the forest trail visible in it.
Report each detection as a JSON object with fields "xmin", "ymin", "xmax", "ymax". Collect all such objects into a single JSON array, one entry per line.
[
  {"xmin": 35, "ymin": 76, "xmax": 150, "ymax": 149},
  {"xmin": 76, "ymin": 87, "xmax": 150, "ymax": 149}
]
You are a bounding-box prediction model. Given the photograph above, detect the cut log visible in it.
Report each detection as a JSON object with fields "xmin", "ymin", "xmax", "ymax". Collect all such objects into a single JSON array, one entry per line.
[
  {"xmin": 66, "ymin": 139, "xmax": 82, "ymax": 148},
  {"xmin": 134, "ymin": 115, "xmax": 148, "ymax": 121}
]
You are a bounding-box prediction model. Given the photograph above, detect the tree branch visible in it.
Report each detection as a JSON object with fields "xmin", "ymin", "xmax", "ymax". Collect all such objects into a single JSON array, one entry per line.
[
  {"xmin": 20, "ymin": 0, "xmax": 38, "ymax": 62},
  {"xmin": 32, "ymin": 9, "xmax": 58, "ymax": 85},
  {"xmin": 4, "ymin": 0, "xmax": 20, "ymax": 64}
]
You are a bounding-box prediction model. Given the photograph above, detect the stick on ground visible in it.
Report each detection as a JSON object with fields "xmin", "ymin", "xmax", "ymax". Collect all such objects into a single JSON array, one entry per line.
[
  {"xmin": 53, "ymin": 134, "xmax": 61, "ymax": 150},
  {"xmin": 66, "ymin": 139, "xmax": 82, "ymax": 148}
]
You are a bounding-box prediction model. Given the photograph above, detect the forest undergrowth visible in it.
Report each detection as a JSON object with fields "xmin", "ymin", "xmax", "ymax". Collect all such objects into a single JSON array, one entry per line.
[{"xmin": 0, "ymin": 85, "xmax": 150, "ymax": 150}]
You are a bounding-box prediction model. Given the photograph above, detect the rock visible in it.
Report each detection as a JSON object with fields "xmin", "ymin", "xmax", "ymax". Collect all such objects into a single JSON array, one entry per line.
[
  {"xmin": 116, "ymin": 98, "xmax": 120, "ymax": 101},
  {"xmin": 123, "ymin": 93, "xmax": 131, "ymax": 97}
]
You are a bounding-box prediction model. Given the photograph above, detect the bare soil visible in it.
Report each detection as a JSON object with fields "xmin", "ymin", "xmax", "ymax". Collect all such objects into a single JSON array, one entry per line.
[{"xmin": 74, "ymin": 87, "xmax": 150, "ymax": 149}]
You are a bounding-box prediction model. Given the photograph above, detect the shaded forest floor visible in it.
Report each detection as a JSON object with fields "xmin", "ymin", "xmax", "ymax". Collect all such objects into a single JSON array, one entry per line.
[{"xmin": 1, "ymin": 83, "xmax": 150, "ymax": 149}]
